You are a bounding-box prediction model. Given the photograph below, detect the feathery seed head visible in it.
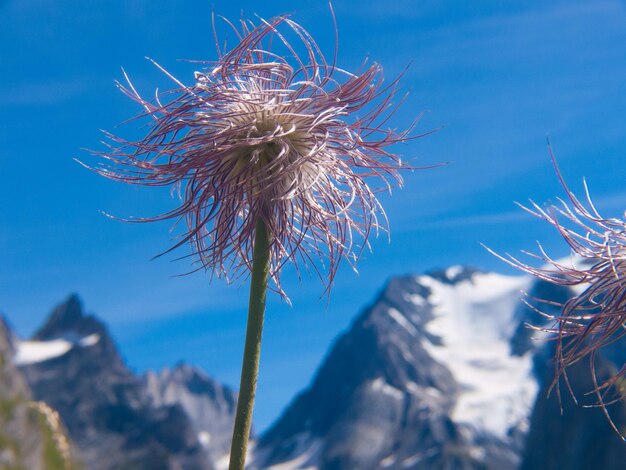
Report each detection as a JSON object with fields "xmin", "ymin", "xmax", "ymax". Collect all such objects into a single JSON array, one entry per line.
[
  {"xmin": 88, "ymin": 13, "xmax": 419, "ymax": 297},
  {"xmin": 498, "ymin": 153, "xmax": 626, "ymax": 433}
]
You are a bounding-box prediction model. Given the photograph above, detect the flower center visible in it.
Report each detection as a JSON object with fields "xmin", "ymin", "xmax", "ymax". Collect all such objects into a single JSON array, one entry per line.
[{"xmin": 223, "ymin": 103, "xmax": 319, "ymax": 196}]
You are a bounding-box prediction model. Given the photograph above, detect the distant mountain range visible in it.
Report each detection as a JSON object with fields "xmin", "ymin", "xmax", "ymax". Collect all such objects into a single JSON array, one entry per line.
[
  {"xmin": 10, "ymin": 295, "xmax": 236, "ymax": 470},
  {"xmin": 1, "ymin": 266, "xmax": 625, "ymax": 469}
]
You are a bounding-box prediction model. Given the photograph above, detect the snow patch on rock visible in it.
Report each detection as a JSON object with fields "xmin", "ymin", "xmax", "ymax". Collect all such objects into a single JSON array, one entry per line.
[
  {"xmin": 387, "ymin": 307, "xmax": 418, "ymax": 337},
  {"xmin": 371, "ymin": 377, "xmax": 404, "ymax": 400},
  {"xmin": 256, "ymin": 434, "xmax": 320, "ymax": 470},
  {"xmin": 418, "ymin": 272, "xmax": 537, "ymax": 438},
  {"xmin": 14, "ymin": 334, "xmax": 100, "ymax": 365}
]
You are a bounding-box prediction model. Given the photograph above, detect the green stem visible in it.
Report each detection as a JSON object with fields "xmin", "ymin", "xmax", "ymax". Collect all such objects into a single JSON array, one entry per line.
[{"xmin": 229, "ymin": 218, "xmax": 271, "ymax": 470}]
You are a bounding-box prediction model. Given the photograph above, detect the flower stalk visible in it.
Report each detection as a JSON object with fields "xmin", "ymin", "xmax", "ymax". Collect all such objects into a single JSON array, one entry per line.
[
  {"xmin": 229, "ymin": 217, "xmax": 271, "ymax": 470},
  {"xmin": 84, "ymin": 11, "xmax": 422, "ymax": 467}
]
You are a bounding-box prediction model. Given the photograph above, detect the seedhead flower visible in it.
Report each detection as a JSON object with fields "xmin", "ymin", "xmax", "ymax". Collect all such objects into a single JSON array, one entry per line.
[
  {"xmin": 497, "ymin": 155, "xmax": 626, "ymax": 433},
  {"xmin": 89, "ymin": 14, "xmax": 417, "ymax": 297}
]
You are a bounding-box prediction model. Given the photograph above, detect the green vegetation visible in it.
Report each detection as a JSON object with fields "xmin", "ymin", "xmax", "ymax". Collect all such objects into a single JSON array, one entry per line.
[
  {"xmin": 36, "ymin": 408, "xmax": 68, "ymax": 470},
  {"xmin": 0, "ymin": 395, "xmax": 77, "ymax": 470},
  {"xmin": 0, "ymin": 396, "xmax": 20, "ymax": 420}
]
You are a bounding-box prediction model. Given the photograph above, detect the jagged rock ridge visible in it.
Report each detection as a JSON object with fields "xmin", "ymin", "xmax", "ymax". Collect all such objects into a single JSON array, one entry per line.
[{"xmin": 144, "ymin": 362, "xmax": 238, "ymax": 468}]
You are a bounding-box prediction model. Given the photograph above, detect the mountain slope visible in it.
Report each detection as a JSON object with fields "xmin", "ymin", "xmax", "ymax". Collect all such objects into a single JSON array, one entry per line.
[
  {"xmin": 520, "ymin": 336, "xmax": 626, "ymax": 469},
  {"xmin": 0, "ymin": 316, "xmax": 77, "ymax": 470}
]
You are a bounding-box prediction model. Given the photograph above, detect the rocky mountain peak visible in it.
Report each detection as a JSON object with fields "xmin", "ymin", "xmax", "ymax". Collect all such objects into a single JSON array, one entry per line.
[
  {"xmin": 256, "ymin": 271, "xmax": 473, "ymax": 469},
  {"xmin": 19, "ymin": 297, "xmax": 212, "ymax": 470},
  {"xmin": 161, "ymin": 362, "xmax": 236, "ymax": 404},
  {"xmin": 4, "ymin": 262, "xmax": 624, "ymax": 469},
  {"xmin": 255, "ymin": 267, "xmax": 538, "ymax": 469},
  {"xmin": 33, "ymin": 294, "xmax": 106, "ymax": 341}
]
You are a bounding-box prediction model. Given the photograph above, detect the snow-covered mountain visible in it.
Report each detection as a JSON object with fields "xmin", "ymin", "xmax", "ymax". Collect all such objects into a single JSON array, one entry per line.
[
  {"xmin": 253, "ymin": 266, "xmax": 626, "ymax": 469},
  {"xmin": 417, "ymin": 268, "xmax": 537, "ymax": 439}
]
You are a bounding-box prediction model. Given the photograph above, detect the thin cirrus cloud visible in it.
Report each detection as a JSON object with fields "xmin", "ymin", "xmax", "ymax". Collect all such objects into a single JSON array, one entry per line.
[
  {"xmin": 0, "ymin": 78, "xmax": 90, "ymax": 106},
  {"xmin": 416, "ymin": 188, "xmax": 626, "ymax": 232},
  {"xmin": 416, "ymin": 210, "xmax": 531, "ymax": 231}
]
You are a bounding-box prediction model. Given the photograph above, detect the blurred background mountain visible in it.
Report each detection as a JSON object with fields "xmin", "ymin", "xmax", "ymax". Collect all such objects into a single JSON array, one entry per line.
[{"xmin": 2, "ymin": 266, "xmax": 625, "ymax": 469}]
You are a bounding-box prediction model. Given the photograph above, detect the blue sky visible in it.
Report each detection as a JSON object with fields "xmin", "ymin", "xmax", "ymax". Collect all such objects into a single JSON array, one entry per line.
[{"xmin": 1, "ymin": 0, "xmax": 626, "ymax": 430}]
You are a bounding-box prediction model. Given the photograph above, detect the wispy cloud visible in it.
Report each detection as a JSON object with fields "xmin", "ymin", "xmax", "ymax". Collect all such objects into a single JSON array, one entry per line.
[
  {"xmin": 574, "ymin": 190, "xmax": 626, "ymax": 215},
  {"xmin": 0, "ymin": 78, "xmax": 88, "ymax": 106},
  {"xmin": 415, "ymin": 209, "xmax": 531, "ymax": 231},
  {"xmin": 416, "ymin": 189, "xmax": 626, "ymax": 233}
]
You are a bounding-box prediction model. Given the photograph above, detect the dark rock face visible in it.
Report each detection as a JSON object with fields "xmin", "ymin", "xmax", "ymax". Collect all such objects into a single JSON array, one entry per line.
[
  {"xmin": 512, "ymin": 276, "xmax": 626, "ymax": 470},
  {"xmin": 18, "ymin": 295, "xmax": 212, "ymax": 470},
  {"xmin": 509, "ymin": 280, "xmax": 573, "ymax": 357},
  {"xmin": 33, "ymin": 294, "xmax": 105, "ymax": 341},
  {"xmin": 144, "ymin": 363, "xmax": 238, "ymax": 465},
  {"xmin": 520, "ymin": 344, "xmax": 626, "ymax": 470}
]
